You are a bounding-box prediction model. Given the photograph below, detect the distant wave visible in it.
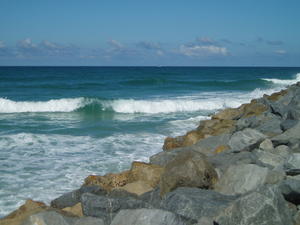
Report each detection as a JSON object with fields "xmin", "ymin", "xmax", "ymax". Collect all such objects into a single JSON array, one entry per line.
[
  {"xmin": 0, "ymin": 86, "xmax": 283, "ymax": 114},
  {"xmin": 262, "ymin": 73, "xmax": 300, "ymax": 86}
]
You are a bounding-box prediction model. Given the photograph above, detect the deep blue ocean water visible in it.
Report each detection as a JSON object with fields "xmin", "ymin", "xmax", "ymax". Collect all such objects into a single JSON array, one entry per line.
[{"xmin": 0, "ymin": 66, "xmax": 300, "ymax": 216}]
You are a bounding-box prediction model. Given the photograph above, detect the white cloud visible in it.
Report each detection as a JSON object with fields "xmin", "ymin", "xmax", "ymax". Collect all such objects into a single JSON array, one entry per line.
[
  {"xmin": 108, "ymin": 39, "xmax": 123, "ymax": 49},
  {"xmin": 274, "ymin": 50, "xmax": 286, "ymax": 55},
  {"xmin": 17, "ymin": 38, "xmax": 37, "ymax": 49},
  {"xmin": 179, "ymin": 44, "xmax": 228, "ymax": 57}
]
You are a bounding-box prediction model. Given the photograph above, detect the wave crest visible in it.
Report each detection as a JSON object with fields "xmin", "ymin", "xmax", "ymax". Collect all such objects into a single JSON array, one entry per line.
[{"xmin": 262, "ymin": 73, "xmax": 300, "ymax": 85}]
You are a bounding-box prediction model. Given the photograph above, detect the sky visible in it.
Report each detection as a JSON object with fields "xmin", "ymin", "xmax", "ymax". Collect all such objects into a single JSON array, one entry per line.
[{"xmin": 0, "ymin": 0, "xmax": 299, "ymax": 66}]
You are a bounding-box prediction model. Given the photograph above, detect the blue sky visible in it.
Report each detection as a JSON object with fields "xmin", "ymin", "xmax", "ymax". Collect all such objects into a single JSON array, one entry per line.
[{"xmin": 0, "ymin": 0, "xmax": 299, "ymax": 66}]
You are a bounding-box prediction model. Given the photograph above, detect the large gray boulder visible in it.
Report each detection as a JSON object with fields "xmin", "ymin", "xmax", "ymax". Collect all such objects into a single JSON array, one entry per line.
[
  {"xmin": 22, "ymin": 211, "xmax": 105, "ymax": 225},
  {"xmin": 254, "ymin": 149, "xmax": 288, "ymax": 169},
  {"xmin": 214, "ymin": 185, "xmax": 295, "ymax": 225},
  {"xmin": 139, "ymin": 188, "xmax": 162, "ymax": 208},
  {"xmin": 272, "ymin": 121, "xmax": 300, "ymax": 145},
  {"xmin": 110, "ymin": 209, "xmax": 188, "ymax": 225},
  {"xmin": 228, "ymin": 128, "xmax": 266, "ymax": 151},
  {"xmin": 214, "ymin": 164, "xmax": 285, "ymax": 195},
  {"xmin": 81, "ymin": 193, "xmax": 152, "ymax": 224},
  {"xmin": 161, "ymin": 187, "xmax": 236, "ymax": 221},
  {"xmin": 51, "ymin": 185, "xmax": 105, "ymax": 209},
  {"xmin": 159, "ymin": 150, "xmax": 218, "ymax": 196}
]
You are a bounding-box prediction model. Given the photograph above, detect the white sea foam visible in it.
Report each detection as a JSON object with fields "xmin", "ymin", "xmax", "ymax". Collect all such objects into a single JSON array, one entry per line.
[
  {"xmin": 262, "ymin": 73, "xmax": 300, "ymax": 86},
  {"xmin": 0, "ymin": 132, "xmax": 165, "ymax": 217},
  {"xmin": 0, "ymin": 97, "xmax": 85, "ymax": 113}
]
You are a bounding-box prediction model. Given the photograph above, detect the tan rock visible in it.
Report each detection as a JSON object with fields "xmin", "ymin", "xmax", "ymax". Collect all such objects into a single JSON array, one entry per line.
[
  {"xmin": 84, "ymin": 170, "xmax": 131, "ymax": 191},
  {"xmin": 128, "ymin": 161, "xmax": 164, "ymax": 188},
  {"xmin": 239, "ymin": 100, "xmax": 268, "ymax": 118},
  {"xmin": 265, "ymin": 89, "xmax": 288, "ymax": 101},
  {"xmin": 116, "ymin": 180, "xmax": 153, "ymax": 195},
  {"xmin": 163, "ymin": 136, "xmax": 184, "ymax": 150},
  {"xmin": 62, "ymin": 203, "xmax": 83, "ymax": 217},
  {"xmin": 214, "ymin": 145, "xmax": 230, "ymax": 154},
  {"xmin": 212, "ymin": 108, "xmax": 242, "ymax": 120},
  {"xmin": 0, "ymin": 199, "xmax": 49, "ymax": 225}
]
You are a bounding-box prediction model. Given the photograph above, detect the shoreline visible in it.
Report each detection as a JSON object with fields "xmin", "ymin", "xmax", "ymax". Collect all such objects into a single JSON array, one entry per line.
[{"xmin": 2, "ymin": 82, "xmax": 300, "ymax": 225}]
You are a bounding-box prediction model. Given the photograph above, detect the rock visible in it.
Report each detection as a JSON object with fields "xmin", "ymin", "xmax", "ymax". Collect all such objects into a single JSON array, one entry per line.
[
  {"xmin": 81, "ymin": 193, "xmax": 152, "ymax": 224},
  {"xmin": 214, "ymin": 164, "xmax": 285, "ymax": 195},
  {"xmin": 22, "ymin": 210, "xmax": 105, "ymax": 225},
  {"xmin": 259, "ymin": 138, "xmax": 274, "ymax": 151},
  {"xmin": 254, "ymin": 149, "xmax": 287, "ymax": 169},
  {"xmin": 62, "ymin": 203, "xmax": 83, "ymax": 217},
  {"xmin": 139, "ymin": 188, "xmax": 162, "ymax": 208},
  {"xmin": 275, "ymin": 144, "xmax": 291, "ymax": 156},
  {"xmin": 238, "ymin": 100, "xmax": 268, "ymax": 118},
  {"xmin": 228, "ymin": 128, "xmax": 266, "ymax": 151},
  {"xmin": 285, "ymin": 153, "xmax": 300, "ymax": 170},
  {"xmin": 159, "ymin": 150, "xmax": 218, "ymax": 196},
  {"xmin": 208, "ymin": 151, "xmax": 258, "ymax": 177},
  {"xmin": 279, "ymin": 175, "xmax": 300, "ymax": 205},
  {"xmin": 272, "ymin": 121, "xmax": 300, "ymax": 146},
  {"xmin": 212, "ymin": 108, "xmax": 242, "ymax": 120},
  {"xmin": 151, "ymin": 134, "xmax": 231, "ymax": 166},
  {"xmin": 110, "ymin": 209, "xmax": 188, "ymax": 225},
  {"xmin": 214, "ymin": 185, "xmax": 295, "ymax": 225},
  {"xmin": 0, "ymin": 199, "xmax": 49, "ymax": 225},
  {"xmin": 281, "ymin": 119, "xmax": 298, "ymax": 131},
  {"xmin": 84, "ymin": 170, "xmax": 130, "ymax": 191},
  {"xmin": 161, "ymin": 187, "xmax": 236, "ymax": 221},
  {"xmin": 83, "ymin": 162, "xmax": 164, "ymax": 193},
  {"xmin": 51, "ymin": 185, "xmax": 105, "ymax": 209},
  {"xmin": 116, "ymin": 180, "xmax": 153, "ymax": 195},
  {"xmin": 128, "ymin": 161, "xmax": 164, "ymax": 188},
  {"xmin": 214, "ymin": 145, "xmax": 230, "ymax": 154}
]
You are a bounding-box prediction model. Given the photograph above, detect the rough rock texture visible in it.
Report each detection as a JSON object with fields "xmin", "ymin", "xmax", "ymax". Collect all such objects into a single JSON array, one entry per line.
[
  {"xmin": 159, "ymin": 150, "xmax": 218, "ymax": 196},
  {"xmin": 51, "ymin": 185, "xmax": 105, "ymax": 209},
  {"xmin": 81, "ymin": 192, "xmax": 152, "ymax": 224},
  {"xmin": 62, "ymin": 203, "xmax": 83, "ymax": 217},
  {"xmin": 0, "ymin": 200, "xmax": 49, "ymax": 225},
  {"xmin": 214, "ymin": 164, "xmax": 285, "ymax": 195},
  {"xmin": 280, "ymin": 175, "xmax": 300, "ymax": 205},
  {"xmin": 228, "ymin": 128, "xmax": 266, "ymax": 151},
  {"xmin": 110, "ymin": 209, "xmax": 187, "ymax": 225},
  {"xmin": 116, "ymin": 180, "xmax": 153, "ymax": 196},
  {"xmin": 83, "ymin": 162, "xmax": 164, "ymax": 194},
  {"xmin": 285, "ymin": 153, "xmax": 300, "ymax": 170},
  {"xmin": 161, "ymin": 187, "xmax": 236, "ymax": 221},
  {"xmin": 22, "ymin": 211, "xmax": 105, "ymax": 225},
  {"xmin": 272, "ymin": 121, "xmax": 300, "ymax": 146},
  {"xmin": 215, "ymin": 185, "xmax": 295, "ymax": 225}
]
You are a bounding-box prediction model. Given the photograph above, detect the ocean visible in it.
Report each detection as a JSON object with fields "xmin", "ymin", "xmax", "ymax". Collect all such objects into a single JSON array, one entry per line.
[{"xmin": 0, "ymin": 66, "xmax": 300, "ymax": 216}]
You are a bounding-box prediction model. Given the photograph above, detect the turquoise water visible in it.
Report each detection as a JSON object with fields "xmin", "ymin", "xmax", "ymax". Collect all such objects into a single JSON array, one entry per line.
[{"xmin": 0, "ymin": 66, "xmax": 300, "ymax": 216}]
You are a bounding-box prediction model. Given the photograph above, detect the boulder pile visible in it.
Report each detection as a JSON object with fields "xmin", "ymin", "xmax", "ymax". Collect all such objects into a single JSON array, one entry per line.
[{"xmin": 2, "ymin": 82, "xmax": 300, "ymax": 225}]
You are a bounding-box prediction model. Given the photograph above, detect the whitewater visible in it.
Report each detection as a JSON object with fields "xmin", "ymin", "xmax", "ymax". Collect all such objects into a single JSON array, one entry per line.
[{"xmin": 0, "ymin": 67, "xmax": 299, "ymax": 217}]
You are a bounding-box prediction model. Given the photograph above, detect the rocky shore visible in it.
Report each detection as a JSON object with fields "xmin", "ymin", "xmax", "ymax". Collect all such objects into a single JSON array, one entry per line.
[{"xmin": 2, "ymin": 82, "xmax": 300, "ymax": 225}]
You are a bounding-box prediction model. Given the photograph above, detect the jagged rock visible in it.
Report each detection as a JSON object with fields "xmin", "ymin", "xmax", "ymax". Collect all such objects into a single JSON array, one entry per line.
[
  {"xmin": 214, "ymin": 185, "xmax": 295, "ymax": 225},
  {"xmin": 212, "ymin": 108, "xmax": 242, "ymax": 120},
  {"xmin": 279, "ymin": 175, "xmax": 300, "ymax": 205},
  {"xmin": 275, "ymin": 144, "xmax": 291, "ymax": 156},
  {"xmin": 281, "ymin": 119, "xmax": 298, "ymax": 131},
  {"xmin": 110, "ymin": 209, "xmax": 188, "ymax": 225},
  {"xmin": 159, "ymin": 150, "xmax": 218, "ymax": 196},
  {"xmin": 259, "ymin": 138, "xmax": 274, "ymax": 151},
  {"xmin": 116, "ymin": 180, "xmax": 153, "ymax": 195},
  {"xmin": 62, "ymin": 203, "xmax": 83, "ymax": 217},
  {"xmin": 238, "ymin": 100, "xmax": 268, "ymax": 118},
  {"xmin": 81, "ymin": 193, "xmax": 152, "ymax": 224},
  {"xmin": 214, "ymin": 145, "xmax": 230, "ymax": 154},
  {"xmin": 22, "ymin": 210, "xmax": 105, "ymax": 225},
  {"xmin": 285, "ymin": 153, "xmax": 300, "ymax": 170},
  {"xmin": 0, "ymin": 200, "xmax": 49, "ymax": 225},
  {"xmin": 127, "ymin": 161, "xmax": 164, "ymax": 188},
  {"xmin": 51, "ymin": 185, "xmax": 105, "ymax": 209},
  {"xmin": 254, "ymin": 149, "xmax": 287, "ymax": 169},
  {"xmin": 83, "ymin": 162, "xmax": 164, "ymax": 193},
  {"xmin": 228, "ymin": 128, "xmax": 266, "ymax": 151},
  {"xmin": 214, "ymin": 164, "xmax": 285, "ymax": 195},
  {"xmin": 151, "ymin": 134, "xmax": 231, "ymax": 166},
  {"xmin": 161, "ymin": 187, "xmax": 236, "ymax": 221},
  {"xmin": 139, "ymin": 188, "xmax": 162, "ymax": 208},
  {"xmin": 272, "ymin": 121, "xmax": 300, "ymax": 146},
  {"xmin": 208, "ymin": 151, "xmax": 258, "ymax": 177}
]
